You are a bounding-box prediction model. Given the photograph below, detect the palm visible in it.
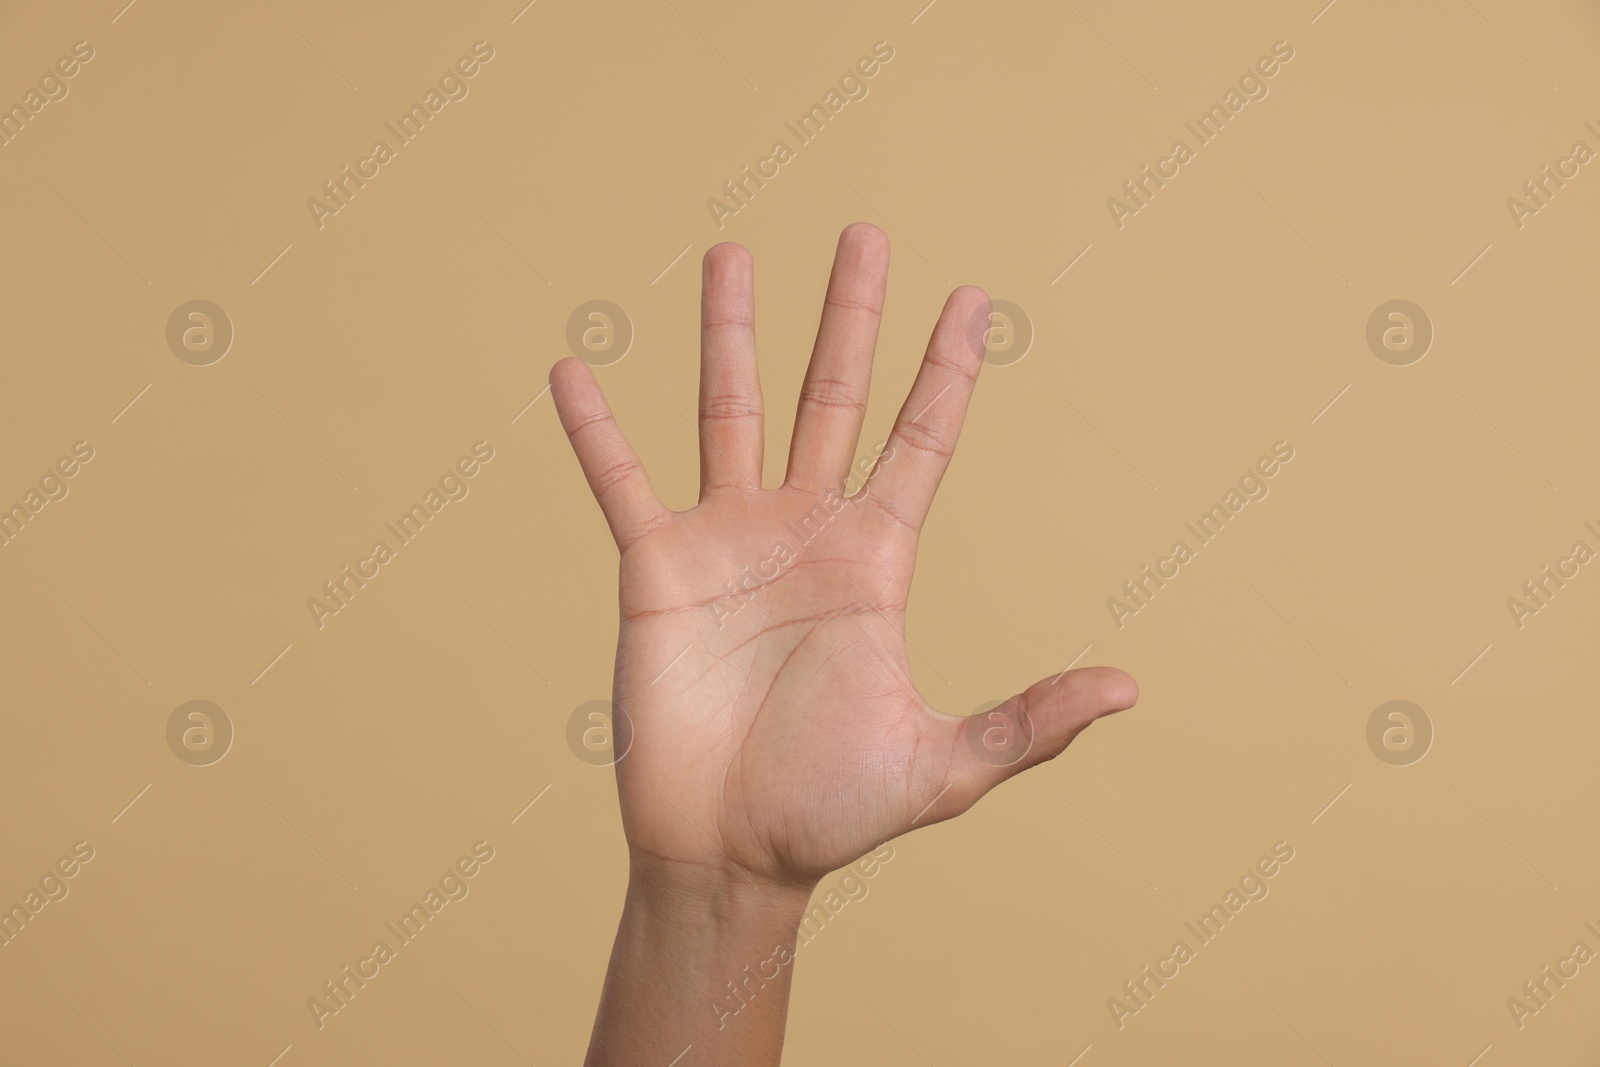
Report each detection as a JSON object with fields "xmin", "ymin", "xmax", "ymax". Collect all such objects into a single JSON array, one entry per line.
[
  {"xmin": 553, "ymin": 225, "xmax": 1137, "ymax": 890},
  {"xmin": 616, "ymin": 486, "xmax": 930, "ymax": 884}
]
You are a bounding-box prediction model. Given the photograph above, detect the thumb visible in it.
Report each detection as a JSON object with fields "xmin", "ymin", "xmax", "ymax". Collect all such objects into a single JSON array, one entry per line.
[{"xmin": 933, "ymin": 666, "xmax": 1139, "ymax": 819}]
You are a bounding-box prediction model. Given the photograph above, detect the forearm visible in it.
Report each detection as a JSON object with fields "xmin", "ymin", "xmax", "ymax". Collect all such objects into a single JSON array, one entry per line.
[{"xmin": 584, "ymin": 860, "xmax": 815, "ymax": 1066}]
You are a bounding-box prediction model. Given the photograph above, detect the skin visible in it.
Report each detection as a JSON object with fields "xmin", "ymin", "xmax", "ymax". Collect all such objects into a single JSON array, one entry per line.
[{"xmin": 553, "ymin": 223, "xmax": 1139, "ymax": 1065}]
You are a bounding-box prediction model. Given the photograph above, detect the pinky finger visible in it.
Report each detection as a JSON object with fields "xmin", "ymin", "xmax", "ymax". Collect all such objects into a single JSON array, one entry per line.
[
  {"xmin": 868, "ymin": 286, "xmax": 990, "ymax": 532},
  {"xmin": 550, "ymin": 357, "xmax": 673, "ymax": 551}
]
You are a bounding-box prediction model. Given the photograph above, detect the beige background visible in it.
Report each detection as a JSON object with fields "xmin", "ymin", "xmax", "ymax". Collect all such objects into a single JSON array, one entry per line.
[{"xmin": 2, "ymin": 0, "xmax": 1598, "ymax": 1063}]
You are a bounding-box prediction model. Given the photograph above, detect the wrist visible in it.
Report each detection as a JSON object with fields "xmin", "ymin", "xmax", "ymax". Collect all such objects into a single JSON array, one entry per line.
[
  {"xmin": 624, "ymin": 852, "xmax": 816, "ymax": 931},
  {"xmin": 585, "ymin": 855, "xmax": 814, "ymax": 1064}
]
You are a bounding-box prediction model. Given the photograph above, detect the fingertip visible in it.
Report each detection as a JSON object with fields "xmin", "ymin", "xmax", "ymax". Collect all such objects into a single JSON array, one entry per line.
[
  {"xmin": 943, "ymin": 286, "xmax": 993, "ymax": 365},
  {"xmin": 951, "ymin": 284, "xmax": 990, "ymax": 312},
  {"xmin": 550, "ymin": 355, "xmax": 588, "ymax": 388},
  {"xmin": 839, "ymin": 220, "xmax": 890, "ymax": 259},
  {"xmin": 1045, "ymin": 665, "xmax": 1139, "ymax": 717},
  {"xmin": 704, "ymin": 241, "xmax": 753, "ymax": 273},
  {"xmin": 1102, "ymin": 668, "xmax": 1140, "ymax": 712}
]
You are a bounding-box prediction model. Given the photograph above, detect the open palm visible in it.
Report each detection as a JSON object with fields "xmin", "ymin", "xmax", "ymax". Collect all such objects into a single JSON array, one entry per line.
[{"xmin": 551, "ymin": 223, "xmax": 1137, "ymax": 892}]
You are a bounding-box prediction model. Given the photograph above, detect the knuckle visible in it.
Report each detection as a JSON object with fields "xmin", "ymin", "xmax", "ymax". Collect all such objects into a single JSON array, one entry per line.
[
  {"xmin": 567, "ymin": 407, "xmax": 616, "ymax": 437},
  {"xmin": 590, "ymin": 456, "xmax": 643, "ymax": 497},
  {"xmin": 925, "ymin": 348, "xmax": 980, "ymax": 383},
  {"xmin": 823, "ymin": 294, "xmax": 883, "ymax": 316},
  {"xmin": 798, "ymin": 375, "xmax": 867, "ymax": 413},
  {"xmin": 699, "ymin": 393, "xmax": 762, "ymax": 421},
  {"xmin": 893, "ymin": 418, "xmax": 952, "ymax": 459}
]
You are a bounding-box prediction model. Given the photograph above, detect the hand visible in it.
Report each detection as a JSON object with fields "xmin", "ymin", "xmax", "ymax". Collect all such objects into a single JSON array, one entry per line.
[
  {"xmin": 554, "ymin": 222, "xmax": 1137, "ymax": 889},
  {"xmin": 557, "ymin": 223, "xmax": 1138, "ymax": 1064}
]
